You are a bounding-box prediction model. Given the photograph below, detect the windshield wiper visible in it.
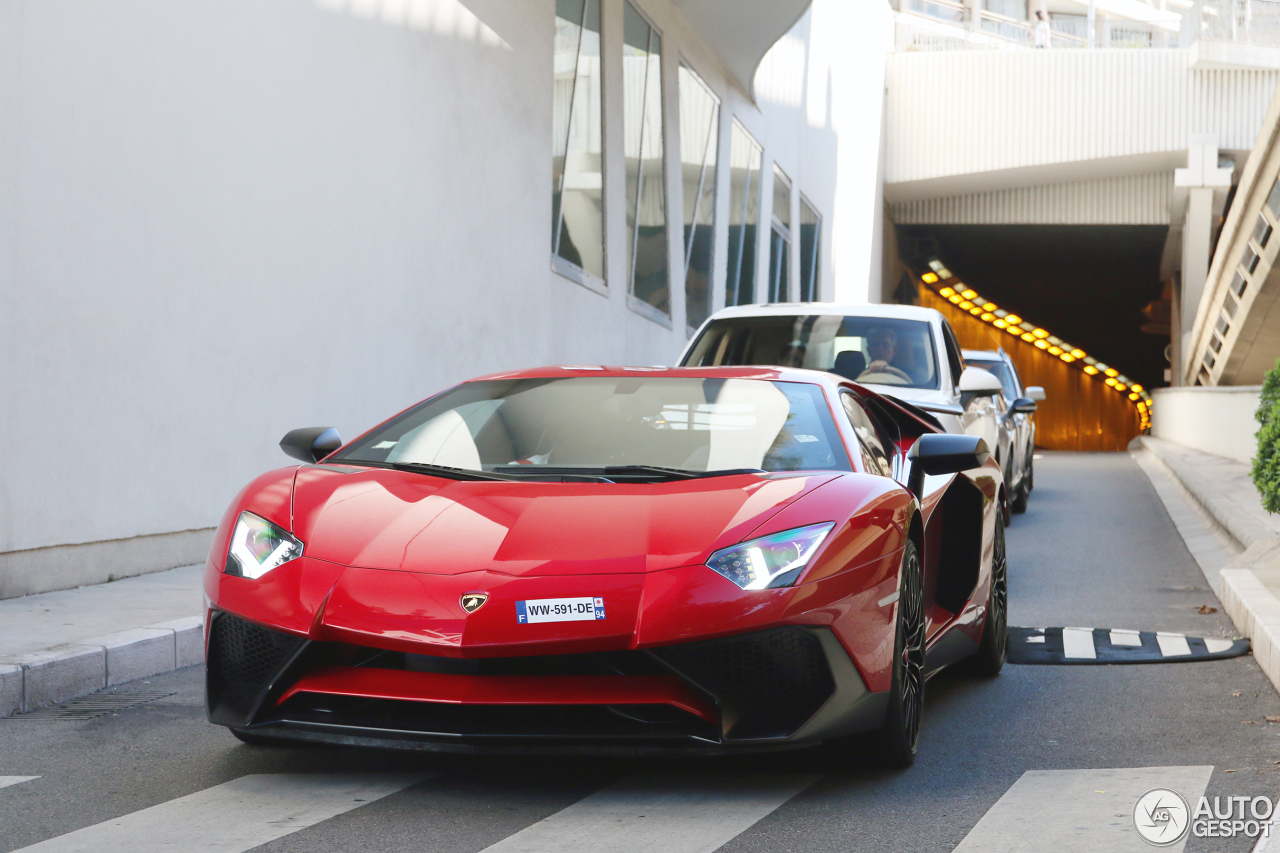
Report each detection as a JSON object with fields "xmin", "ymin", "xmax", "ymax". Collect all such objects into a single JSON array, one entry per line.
[
  {"xmin": 601, "ymin": 465, "xmax": 703, "ymax": 479},
  {"xmin": 385, "ymin": 461, "xmax": 517, "ymax": 482},
  {"xmin": 602, "ymin": 465, "xmax": 766, "ymax": 480}
]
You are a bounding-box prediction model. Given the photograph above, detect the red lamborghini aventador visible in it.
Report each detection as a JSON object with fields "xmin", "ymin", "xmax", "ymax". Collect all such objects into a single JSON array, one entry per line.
[{"xmin": 204, "ymin": 365, "xmax": 1006, "ymax": 765}]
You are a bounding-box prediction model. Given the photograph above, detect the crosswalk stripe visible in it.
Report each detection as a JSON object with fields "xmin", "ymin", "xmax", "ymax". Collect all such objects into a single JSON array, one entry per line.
[
  {"xmin": 478, "ymin": 773, "xmax": 818, "ymax": 853},
  {"xmin": 0, "ymin": 776, "xmax": 39, "ymax": 789},
  {"xmin": 1156, "ymin": 632, "xmax": 1193, "ymax": 657},
  {"xmin": 10, "ymin": 773, "xmax": 429, "ymax": 853},
  {"xmin": 1062, "ymin": 627, "xmax": 1097, "ymax": 659},
  {"xmin": 953, "ymin": 766, "xmax": 1213, "ymax": 852}
]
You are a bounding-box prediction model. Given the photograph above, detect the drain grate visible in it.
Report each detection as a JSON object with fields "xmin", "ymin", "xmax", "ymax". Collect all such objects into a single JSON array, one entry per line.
[{"xmin": 6, "ymin": 692, "xmax": 175, "ymax": 721}]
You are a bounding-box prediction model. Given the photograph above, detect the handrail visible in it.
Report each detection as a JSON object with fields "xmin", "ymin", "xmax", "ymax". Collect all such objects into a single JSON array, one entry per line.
[
  {"xmin": 898, "ymin": 0, "xmax": 969, "ymax": 24},
  {"xmin": 893, "ymin": 1, "xmax": 1194, "ymax": 50}
]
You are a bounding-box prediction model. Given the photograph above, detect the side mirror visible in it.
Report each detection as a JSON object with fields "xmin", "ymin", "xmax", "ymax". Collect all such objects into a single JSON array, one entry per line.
[
  {"xmin": 280, "ymin": 427, "xmax": 342, "ymax": 463},
  {"xmin": 906, "ymin": 434, "xmax": 990, "ymax": 498},
  {"xmin": 1011, "ymin": 397, "xmax": 1038, "ymax": 414},
  {"xmin": 1026, "ymin": 385, "xmax": 1046, "ymax": 402},
  {"xmin": 958, "ymin": 366, "xmax": 1004, "ymax": 396},
  {"xmin": 958, "ymin": 366, "xmax": 1004, "ymax": 409}
]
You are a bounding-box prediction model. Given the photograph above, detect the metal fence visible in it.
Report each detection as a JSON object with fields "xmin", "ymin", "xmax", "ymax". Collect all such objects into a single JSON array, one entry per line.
[
  {"xmin": 892, "ymin": 0, "xmax": 1197, "ymax": 50},
  {"xmin": 1190, "ymin": 0, "xmax": 1280, "ymax": 46}
]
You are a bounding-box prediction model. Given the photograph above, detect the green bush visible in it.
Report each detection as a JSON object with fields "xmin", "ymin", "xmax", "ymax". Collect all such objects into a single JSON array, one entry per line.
[{"xmin": 1254, "ymin": 358, "xmax": 1280, "ymax": 514}]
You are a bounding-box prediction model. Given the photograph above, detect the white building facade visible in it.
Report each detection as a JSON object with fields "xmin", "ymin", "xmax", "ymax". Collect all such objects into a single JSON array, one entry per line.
[{"xmin": 0, "ymin": 0, "xmax": 893, "ymax": 597}]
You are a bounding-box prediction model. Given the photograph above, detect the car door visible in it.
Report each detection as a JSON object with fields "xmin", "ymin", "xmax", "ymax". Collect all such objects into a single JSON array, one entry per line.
[{"xmin": 1004, "ymin": 357, "xmax": 1024, "ymax": 490}]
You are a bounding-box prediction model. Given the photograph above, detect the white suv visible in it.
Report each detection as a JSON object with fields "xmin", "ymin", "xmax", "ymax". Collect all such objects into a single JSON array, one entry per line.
[{"xmin": 679, "ymin": 303, "xmax": 1005, "ymax": 482}]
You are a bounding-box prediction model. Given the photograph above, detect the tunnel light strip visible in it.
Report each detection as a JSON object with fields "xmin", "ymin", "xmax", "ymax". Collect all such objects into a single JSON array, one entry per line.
[{"xmin": 934, "ymin": 279, "xmax": 1152, "ymax": 431}]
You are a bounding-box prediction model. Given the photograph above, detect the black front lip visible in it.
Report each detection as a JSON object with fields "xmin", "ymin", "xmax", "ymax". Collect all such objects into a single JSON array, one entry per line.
[{"xmin": 232, "ymin": 720, "xmax": 821, "ymax": 757}]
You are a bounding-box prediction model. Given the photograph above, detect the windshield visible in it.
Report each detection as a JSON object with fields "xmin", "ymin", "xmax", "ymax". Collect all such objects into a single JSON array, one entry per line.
[
  {"xmin": 683, "ymin": 315, "xmax": 940, "ymax": 390},
  {"xmin": 334, "ymin": 377, "xmax": 851, "ymax": 475},
  {"xmin": 967, "ymin": 358, "xmax": 1017, "ymax": 401}
]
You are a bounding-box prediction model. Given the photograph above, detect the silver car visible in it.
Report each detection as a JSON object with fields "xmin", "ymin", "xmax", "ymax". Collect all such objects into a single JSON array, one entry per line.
[{"xmin": 962, "ymin": 349, "xmax": 1044, "ymax": 514}]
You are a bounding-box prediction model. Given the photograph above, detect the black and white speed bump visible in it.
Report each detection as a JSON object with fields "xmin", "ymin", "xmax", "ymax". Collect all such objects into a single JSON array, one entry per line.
[{"xmin": 1007, "ymin": 627, "xmax": 1250, "ymax": 665}]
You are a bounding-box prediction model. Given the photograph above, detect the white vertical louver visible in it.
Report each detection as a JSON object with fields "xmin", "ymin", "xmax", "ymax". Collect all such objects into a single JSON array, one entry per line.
[
  {"xmin": 890, "ymin": 173, "xmax": 1174, "ymax": 225},
  {"xmin": 885, "ymin": 50, "xmax": 1279, "ymax": 186}
]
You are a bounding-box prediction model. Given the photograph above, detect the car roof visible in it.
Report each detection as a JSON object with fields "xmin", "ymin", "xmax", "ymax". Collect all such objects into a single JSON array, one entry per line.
[
  {"xmin": 466, "ymin": 364, "xmax": 852, "ymax": 389},
  {"xmin": 704, "ymin": 302, "xmax": 945, "ymax": 324}
]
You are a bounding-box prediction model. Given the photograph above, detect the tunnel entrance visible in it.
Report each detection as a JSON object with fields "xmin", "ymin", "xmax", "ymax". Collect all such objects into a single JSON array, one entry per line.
[
  {"xmin": 893, "ymin": 224, "xmax": 1163, "ymax": 451},
  {"xmin": 897, "ymin": 225, "xmax": 1169, "ymax": 391}
]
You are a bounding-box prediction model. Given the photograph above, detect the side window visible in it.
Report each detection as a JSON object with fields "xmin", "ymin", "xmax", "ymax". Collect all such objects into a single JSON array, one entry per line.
[
  {"xmin": 552, "ymin": 0, "xmax": 605, "ymax": 286},
  {"xmin": 841, "ymin": 393, "xmax": 892, "ymax": 477},
  {"xmin": 1007, "ymin": 357, "xmax": 1024, "ymax": 397},
  {"xmin": 941, "ymin": 322, "xmax": 964, "ymax": 390}
]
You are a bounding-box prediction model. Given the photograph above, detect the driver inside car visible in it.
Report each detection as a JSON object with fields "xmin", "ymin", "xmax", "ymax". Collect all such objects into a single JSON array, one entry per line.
[{"xmin": 858, "ymin": 326, "xmax": 914, "ymax": 384}]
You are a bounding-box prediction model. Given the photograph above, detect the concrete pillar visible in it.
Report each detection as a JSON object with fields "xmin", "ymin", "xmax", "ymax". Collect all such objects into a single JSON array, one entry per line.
[
  {"xmin": 1181, "ymin": 187, "xmax": 1213, "ymax": 345},
  {"xmin": 1173, "ymin": 135, "xmax": 1234, "ymax": 384},
  {"xmin": 967, "ymin": 0, "xmax": 982, "ymax": 34},
  {"xmin": 1168, "ymin": 275, "xmax": 1182, "ymax": 386}
]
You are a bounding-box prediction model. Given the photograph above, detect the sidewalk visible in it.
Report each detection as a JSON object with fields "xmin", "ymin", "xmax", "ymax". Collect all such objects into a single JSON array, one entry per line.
[
  {"xmin": 1134, "ymin": 435, "xmax": 1280, "ymax": 693},
  {"xmin": 0, "ymin": 564, "xmax": 204, "ymax": 717}
]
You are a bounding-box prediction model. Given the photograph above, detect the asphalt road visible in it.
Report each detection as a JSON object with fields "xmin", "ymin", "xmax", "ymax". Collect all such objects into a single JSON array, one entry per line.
[{"xmin": 2, "ymin": 451, "xmax": 1279, "ymax": 853}]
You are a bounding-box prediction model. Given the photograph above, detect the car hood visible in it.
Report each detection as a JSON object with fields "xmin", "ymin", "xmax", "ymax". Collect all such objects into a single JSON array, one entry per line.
[{"xmin": 291, "ymin": 465, "xmax": 838, "ymax": 577}]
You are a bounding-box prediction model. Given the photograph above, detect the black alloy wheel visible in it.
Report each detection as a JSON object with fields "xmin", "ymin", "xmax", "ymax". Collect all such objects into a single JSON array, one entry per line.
[
  {"xmin": 872, "ymin": 539, "xmax": 926, "ymax": 767},
  {"xmin": 966, "ymin": 519, "xmax": 1008, "ymax": 676}
]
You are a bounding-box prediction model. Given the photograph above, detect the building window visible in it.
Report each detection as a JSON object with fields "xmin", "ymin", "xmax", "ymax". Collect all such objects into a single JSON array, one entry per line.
[
  {"xmin": 678, "ymin": 63, "xmax": 719, "ymax": 332},
  {"xmin": 798, "ymin": 196, "xmax": 821, "ymax": 302},
  {"xmin": 552, "ymin": 0, "xmax": 605, "ymax": 285},
  {"xmin": 725, "ymin": 121, "xmax": 762, "ymax": 306},
  {"xmin": 623, "ymin": 2, "xmax": 668, "ymax": 316},
  {"xmin": 767, "ymin": 165, "xmax": 791, "ymax": 303}
]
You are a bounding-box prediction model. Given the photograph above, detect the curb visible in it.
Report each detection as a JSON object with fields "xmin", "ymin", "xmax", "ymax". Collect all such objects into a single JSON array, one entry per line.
[
  {"xmin": 1138, "ymin": 436, "xmax": 1280, "ymax": 695},
  {"xmin": 0, "ymin": 615, "xmax": 203, "ymax": 717},
  {"xmin": 1140, "ymin": 436, "xmax": 1277, "ymax": 549}
]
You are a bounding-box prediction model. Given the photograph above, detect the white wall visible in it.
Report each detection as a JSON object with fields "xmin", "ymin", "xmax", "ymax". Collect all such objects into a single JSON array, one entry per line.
[
  {"xmin": 884, "ymin": 50, "xmax": 1279, "ymax": 201},
  {"xmin": 0, "ymin": 0, "xmax": 889, "ymax": 591},
  {"xmin": 1152, "ymin": 386, "xmax": 1263, "ymax": 464}
]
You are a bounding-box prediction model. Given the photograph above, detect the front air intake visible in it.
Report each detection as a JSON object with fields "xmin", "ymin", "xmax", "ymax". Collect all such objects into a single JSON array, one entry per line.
[
  {"xmin": 651, "ymin": 626, "xmax": 834, "ymax": 739},
  {"xmin": 206, "ymin": 612, "xmax": 307, "ymax": 726}
]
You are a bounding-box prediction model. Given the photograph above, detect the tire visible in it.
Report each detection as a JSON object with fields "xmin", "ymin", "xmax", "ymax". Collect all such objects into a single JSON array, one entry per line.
[
  {"xmin": 866, "ymin": 539, "xmax": 927, "ymax": 767},
  {"xmin": 966, "ymin": 520, "xmax": 1008, "ymax": 677},
  {"xmin": 1011, "ymin": 481, "xmax": 1028, "ymax": 514},
  {"xmin": 1026, "ymin": 456, "xmax": 1035, "ymax": 493}
]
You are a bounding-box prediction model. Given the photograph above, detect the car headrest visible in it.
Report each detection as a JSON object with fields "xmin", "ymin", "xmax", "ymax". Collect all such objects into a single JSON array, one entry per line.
[{"xmin": 831, "ymin": 350, "xmax": 866, "ymax": 381}]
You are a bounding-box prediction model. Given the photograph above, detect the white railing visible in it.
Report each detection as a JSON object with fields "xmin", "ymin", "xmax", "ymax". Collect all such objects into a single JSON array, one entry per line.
[
  {"xmin": 978, "ymin": 9, "xmax": 1034, "ymax": 44},
  {"xmin": 900, "ymin": 0, "xmax": 970, "ymax": 25},
  {"xmin": 893, "ymin": 0, "xmax": 1183, "ymax": 50},
  {"xmin": 1189, "ymin": 0, "xmax": 1280, "ymax": 46}
]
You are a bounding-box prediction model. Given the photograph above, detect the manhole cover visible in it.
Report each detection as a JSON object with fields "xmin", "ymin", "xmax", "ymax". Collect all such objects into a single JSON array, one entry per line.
[{"xmin": 6, "ymin": 692, "xmax": 174, "ymax": 721}]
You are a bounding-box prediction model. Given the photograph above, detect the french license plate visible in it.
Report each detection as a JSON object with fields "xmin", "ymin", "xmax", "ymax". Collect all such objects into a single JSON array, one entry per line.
[{"xmin": 516, "ymin": 597, "xmax": 605, "ymax": 624}]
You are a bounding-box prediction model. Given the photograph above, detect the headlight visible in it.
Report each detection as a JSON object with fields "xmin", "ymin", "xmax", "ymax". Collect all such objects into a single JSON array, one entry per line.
[
  {"xmin": 225, "ymin": 511, "xmax": 304, "ymax": 579},
  {"xmin": 705, "ymin": 522, "xmax": 835, "ymax": 590}
]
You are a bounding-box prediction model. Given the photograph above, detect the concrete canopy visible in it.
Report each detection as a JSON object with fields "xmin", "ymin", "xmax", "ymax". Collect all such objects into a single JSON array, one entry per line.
[{"xmin": 673, "ymin": 0, "xmax": 812, "ymax": 99}]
